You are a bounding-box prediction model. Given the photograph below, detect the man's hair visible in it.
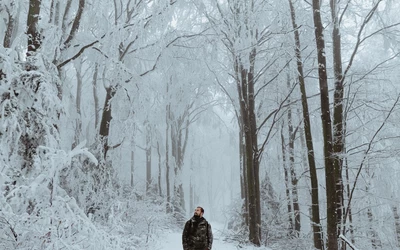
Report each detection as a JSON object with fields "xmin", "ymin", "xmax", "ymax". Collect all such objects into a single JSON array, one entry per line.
[{"xmin": 197, "ymin": 206, "xmax": 204, "ymax": 213}]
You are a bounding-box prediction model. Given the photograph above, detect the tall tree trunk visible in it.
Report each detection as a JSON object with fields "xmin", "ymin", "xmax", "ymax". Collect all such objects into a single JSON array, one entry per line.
[
  {"xmin": 240, "ymin": 127, "xmax": 249, "ymax": 226},
  {"xmin": 286, "ymin": 81, "xmax": 300, "ymax": 235},
  {"xmin": 311, "ymin": 0, "xmax": 337, "ymax": 249},
  {"xmin": 343, "ymin": 157, "xmax": 355, "ymax": 244},
  {"xmin": 157, "ymin": 141, "xmax": 162, "ymax": 196},
  {"xmin": 236, "ymin": 57, "xmax": 260, "ymax": 246},
  {"xmin": 171, "ymin": 116, "xmax": 189, "ymax": 222},
  {"xmin": 92, "ymin": 64, "xmax": 100, "ymax": 129},
  {"xmin": 146, "ymin": 123, "xmax": 152, "ymax": 194},
  {"xmin": 165, "ymin": 82, "xmax": 171, "ymax": 213},
  {"xmin": 330, "ymin": 0, "xmax": 345, "ymax": 241},
  {"xmin": 26, "ymin": 0, "xmax": 42, "ymax": 56},
  {"xmin": 281, "ymin": 125, "xmax": 294, "ymax": 234},
  {"xmin": 248, "ymin": 48, "xmax": 261, "ymax": 241},
  {"xmin": 288, "ymin": 0, "xmax": 323, "ymax": 248}
]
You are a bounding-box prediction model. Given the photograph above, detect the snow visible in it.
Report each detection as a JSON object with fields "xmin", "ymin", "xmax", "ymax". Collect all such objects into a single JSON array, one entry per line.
[{"xmin": 148, "ymin": 222, "xmax": 272, "ymax": 250}]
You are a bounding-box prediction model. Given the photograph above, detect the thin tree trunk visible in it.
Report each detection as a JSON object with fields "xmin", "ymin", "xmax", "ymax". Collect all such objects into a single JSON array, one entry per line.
[
  {"xmin": 344, "ymin": 156, "xmax": 355, "ymax": 244},
  {"xmin": 73, "ymin": 61, "xmax": 83, "ymax": 149},
  {"xmin": 367, "ymin": 196, "xmax": 381, "ymax": 248},
  {"xmin": 146, "ymin": 124, "xmax": 152, "ymax": 194},
  {"xmin": 157, "ymin": 141, "xmax": 162, "ymax": 196},
  {"xmin": 165, "ymin": 82, "xmax": 171, "ymax": 213},
  {"xmin": 3, "ymin": 4, "xmax": 17, "ymax": 48},
  {"xmin": 392, "ymin": 205, "xmax": 400, "ymax": 247},
  {"xmin": 287, "ymin": 86, "xmax": 300, "ymax": 235},
  {"xmin": 288, "ymin": 0, "xmax": 323, "ymax": 247},
  {"xmin": 62, "ymin": 0, "xmax": 73, "ymax": 37},
  {"xmin": 281, "ymin": 125, "xmax": 294, "ymax": 234},
  {"xmin": 190, "ymin": 179, "xmax": 194, "ymax": 213},
  {"xmin": 130, "ymin": 151, "xmax": 134, "ymax": 187},
  {"xmin": 311, "ymin": 0, "xmax": 337, "ymax": 249},
  {"xmin": 240, "ymin": 127, "xmax": 249, "ymax": 226},
  {"xmin": 330, "ymin": 0, "xmax": 345, "ymax": 241},
  {"xmin": 92, "ymin": 64, "xmax": 100, "ymax": 129},
  {"xmin": 26, "ymin": 0, "xmax": 42, "ymax": 56}
]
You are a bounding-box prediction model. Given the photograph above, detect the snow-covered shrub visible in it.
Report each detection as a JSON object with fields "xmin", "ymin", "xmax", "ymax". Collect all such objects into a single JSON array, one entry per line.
[{"xmin": 0, "ymin": 142, "xmax": 123, "ymax": 249}]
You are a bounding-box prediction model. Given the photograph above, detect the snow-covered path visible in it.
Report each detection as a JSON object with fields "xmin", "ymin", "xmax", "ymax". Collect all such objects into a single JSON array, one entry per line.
[{"xmin": 148, "ymin": 223, "xmax": 272, "ymax": 250}]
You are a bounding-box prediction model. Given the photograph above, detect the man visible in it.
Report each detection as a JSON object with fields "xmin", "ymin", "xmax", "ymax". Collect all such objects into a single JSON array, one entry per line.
[{"xmin": 182, "ymin": 206, "xmax": 213, "ymax": 250}]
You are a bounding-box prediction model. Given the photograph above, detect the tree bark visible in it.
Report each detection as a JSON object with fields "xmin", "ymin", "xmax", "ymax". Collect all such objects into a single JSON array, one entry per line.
[
  {"xmin": 287, "ymin": 85, "xmax": 300, "ymax": 235},
  {"xmin": 240, "ymin": 127, "xmax": 249, "ymax": 226},
  {"xmin": 236, "ymin": 57, "xmax": 260, "ymax": 246},
  {"xmin": 63, "ymin": 0, "xmax": 85, "ymax": 48},
  {"xmin": 26, "ymin": 0, "xmax": 42, "ymax": 56},
  {"xmin": 281, "ymin": 125, "xmax": 294, "ymax": 234},
  {"xmin": 311, "ymin": 0, "xmax": 337, "ymax": 249},
  {"xmin": 99, "ymin": 86, "xmax": 116, "ymax": 158},
  {"xmin": 288, "ymin": 0, "xmax": 323, "ymax": 248},
  {"xmin": 330, "ymin": 0, "xmax": 345, "ymax": 241}
]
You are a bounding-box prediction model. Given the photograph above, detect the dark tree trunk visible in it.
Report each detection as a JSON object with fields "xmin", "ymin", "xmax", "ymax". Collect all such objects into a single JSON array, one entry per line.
[
  {"xmin": 330, "ymin": 0, "xmax": 345, "ymax": 241},
  {"xmin": 236, "ymin": 57, "xmax": 260, "ymax": 246},
  {"xmin": 240, "ymin": 127, "xmax": 249, "ymax": 226},
  {"xmin": 288, "ymin": 0, "xmax": 323, "ymax": 248},
  {"xmin": 99, "ymin": 87, "xmax": 116, "ymax": 159},
  {"xmin": 248, "ymin": 48, "xmax": 261, "ymax": 241},
  {"xmin": 26, "ymin": 0, "xmax": 42, "ymax": 56},
  {"xmin": 312, "ymin": 0, "xmax": 337, "ymax": 249}
]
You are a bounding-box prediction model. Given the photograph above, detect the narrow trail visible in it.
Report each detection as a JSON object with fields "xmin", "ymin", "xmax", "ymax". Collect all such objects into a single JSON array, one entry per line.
[{"xmin": 148, "ymin": 223, "xmax": 271, "ymax": 250}]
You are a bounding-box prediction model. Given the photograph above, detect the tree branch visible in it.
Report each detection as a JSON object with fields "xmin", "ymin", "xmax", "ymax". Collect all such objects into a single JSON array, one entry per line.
[{"xmin": 57, "ymin": 40, "xmax": 99, "ymax": 69}]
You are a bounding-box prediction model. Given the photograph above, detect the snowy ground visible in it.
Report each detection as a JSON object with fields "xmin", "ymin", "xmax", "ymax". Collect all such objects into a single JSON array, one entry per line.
[{"xmin": 147, "ymin": 222, "xmax": 272, "ymax": 250}]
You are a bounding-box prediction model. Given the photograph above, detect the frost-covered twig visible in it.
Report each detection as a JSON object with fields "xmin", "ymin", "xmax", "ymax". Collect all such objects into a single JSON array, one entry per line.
[{"xmin": 339, "ymin": 234, "xmax": 359, "ymax": 250}]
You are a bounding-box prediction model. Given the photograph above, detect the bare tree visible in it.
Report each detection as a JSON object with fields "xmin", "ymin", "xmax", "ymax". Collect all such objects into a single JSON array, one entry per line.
[
  {"xmin": 311, "ymin": 0, "xmax": 337, "ymax": 248},
  {"xmin": 287, "ymin": 0, "xmax": 323, "ymax": 248}
]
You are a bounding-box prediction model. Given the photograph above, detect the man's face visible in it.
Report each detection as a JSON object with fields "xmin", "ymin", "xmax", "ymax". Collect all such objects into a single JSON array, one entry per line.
[{"xmin": 194, "ymin": 207, "xmax": 203, "ymax": 217}]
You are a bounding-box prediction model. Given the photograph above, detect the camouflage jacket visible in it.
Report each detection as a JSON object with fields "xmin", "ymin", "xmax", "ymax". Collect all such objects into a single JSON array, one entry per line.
[{"xmin": 182, "ymin": 216, "xmax": 213, "ymax": 250}]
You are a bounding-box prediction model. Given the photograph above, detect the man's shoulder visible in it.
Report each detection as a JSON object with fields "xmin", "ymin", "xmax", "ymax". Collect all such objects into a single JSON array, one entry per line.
[{"xmin": 202, "ymin": 217, "xmax": 211, "ymax": 224}]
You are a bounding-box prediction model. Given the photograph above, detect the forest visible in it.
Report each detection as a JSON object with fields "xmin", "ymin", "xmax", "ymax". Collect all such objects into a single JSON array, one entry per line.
[{"xmin": 1, "ymin": 0, "xmax": 400, "ymax": 249}]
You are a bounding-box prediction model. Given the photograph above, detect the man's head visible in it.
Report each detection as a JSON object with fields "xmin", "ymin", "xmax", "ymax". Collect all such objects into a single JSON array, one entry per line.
[{"xmin": 194, "ymin": 206, "xmax": 204, "ymax": 217}]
